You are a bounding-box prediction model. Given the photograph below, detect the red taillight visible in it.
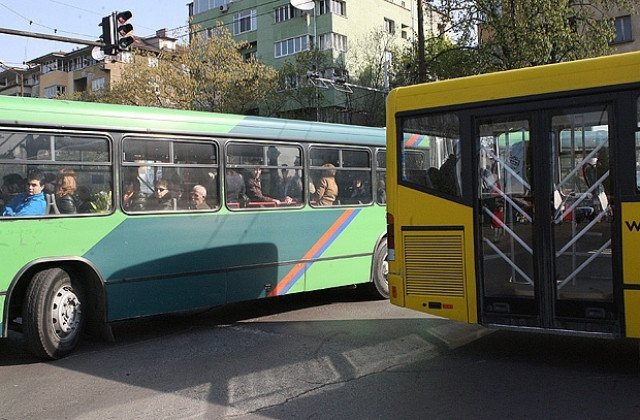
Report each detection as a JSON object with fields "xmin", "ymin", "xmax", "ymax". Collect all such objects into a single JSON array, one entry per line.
[{"xmin": 386, "ymin": 212, "xmax": 395, "ymax": 251}]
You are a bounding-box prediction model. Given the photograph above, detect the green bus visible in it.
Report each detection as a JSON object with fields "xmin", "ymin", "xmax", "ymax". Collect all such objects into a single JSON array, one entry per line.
[{"xmin": 0, "ymin": 96, "xmax": 388, "ymax": 359}]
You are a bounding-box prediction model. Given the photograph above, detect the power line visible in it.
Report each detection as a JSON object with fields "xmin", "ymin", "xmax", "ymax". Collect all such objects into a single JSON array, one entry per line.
[{"xmin": 0, "ymin": 1, "xmax": 92, "ymax": 38}]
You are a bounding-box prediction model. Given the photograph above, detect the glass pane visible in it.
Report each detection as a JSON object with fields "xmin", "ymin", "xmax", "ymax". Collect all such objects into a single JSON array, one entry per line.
[
  {"xmin": 54, "ymin": 136, "xmax": 110, "ymax": 162},
  {"xmin": 174, "ymin": 142, "xmax": 216, "ymax": 165},
  {"xmin": 478, "ymin": 117, "xmax": 534, "ymax": 298},
  {"xmin": 124, "ymin": 139, "xmax": 170, "ymax": 163},
  {"xmin": 122, "ymin": 166, "xmax": 219, "ymax": 213},
  {"xmin": 338, "ymin": 169, "xmax": 372, "ymax": 205},
  {"xmin": 227, "ymin": 143, "xmax": 264, "ymax": 166},
  {"xmin": 376, "ymin": 171, "xmax": 386, "ymax": 204},
  {"xmin": 552, "ymin": 108, "xmax": 612, "ymax": 309},
  {"xmin": 342, "ymin": 149, "xmax": 370, "ymax": 168},
  {"xmin": 310, "ymin": 147, "xmax": 339, "ymax": 168},
  {"xmin": 400, "ymin": 113, "xmax": 461, "ymax": 197},
  {"xmin": 376, "ymin": 150, "xmax": 386, "ymax": 168}
]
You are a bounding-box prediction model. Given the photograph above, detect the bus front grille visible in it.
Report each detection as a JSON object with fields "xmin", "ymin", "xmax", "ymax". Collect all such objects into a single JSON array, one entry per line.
[{"xmin": 403, "ymin": 230, "xmax": 465, "ymax": 297}]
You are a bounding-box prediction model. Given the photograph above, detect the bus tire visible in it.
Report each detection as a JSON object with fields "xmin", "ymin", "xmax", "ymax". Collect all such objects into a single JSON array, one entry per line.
[
  {"xmin": 23, "ymin": 268, "xmax": 85, "ymax": 360},
  {"xmin": 369, "ymin": 237, "xmax": 389, "ymax": 299}
]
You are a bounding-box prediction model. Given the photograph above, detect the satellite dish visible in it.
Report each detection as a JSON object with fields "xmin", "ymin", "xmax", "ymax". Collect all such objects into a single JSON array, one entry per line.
[
  {"xmin": 91, "ymin": 46, "xmax": 105, "ymax": 61},
  {"xmin": 290, "ymin": 0, "xmax": 314, "ymax": 10}
]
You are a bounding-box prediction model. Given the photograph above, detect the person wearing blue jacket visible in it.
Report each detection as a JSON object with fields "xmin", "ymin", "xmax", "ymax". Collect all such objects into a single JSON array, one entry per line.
[{"xmin": 2, "ymin": 170, "xmax": 47, "ymax": 216}]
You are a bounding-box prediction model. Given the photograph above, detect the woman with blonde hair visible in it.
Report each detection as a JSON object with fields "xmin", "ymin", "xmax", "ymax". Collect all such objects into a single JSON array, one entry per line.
[
  {"xmin": 55, "ymin": 168, "xmax": 78, "ymax": 214},
  {"xmin": 313, "ymin": 163, "xmax": 338, "ymax": 206}
]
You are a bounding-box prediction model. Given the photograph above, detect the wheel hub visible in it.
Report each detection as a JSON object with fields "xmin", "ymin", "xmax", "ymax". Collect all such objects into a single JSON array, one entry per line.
[{"xmin": 51, "ymin": 286, "xmax": 81, "ymax": 337}]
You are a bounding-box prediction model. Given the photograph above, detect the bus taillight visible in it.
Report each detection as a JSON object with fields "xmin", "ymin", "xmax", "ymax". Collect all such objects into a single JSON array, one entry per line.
[{"xmin": 386, "ymin": 212, "xmax": 395, "ymax": 261}]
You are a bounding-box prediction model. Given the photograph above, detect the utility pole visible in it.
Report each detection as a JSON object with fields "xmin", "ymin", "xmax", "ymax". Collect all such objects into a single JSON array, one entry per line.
[{"xmin": 417, "ymin": 0, "xmax": 426, "ymax": 83}]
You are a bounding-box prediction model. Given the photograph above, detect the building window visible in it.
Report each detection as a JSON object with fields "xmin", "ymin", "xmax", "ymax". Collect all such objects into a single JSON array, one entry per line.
[
  {"xmin": 319, "ymin": 0, "xmax": 346, "ymax": 16},
  {"xmin": 234, "ymin": 9, "xmax": 257, "ymax": 35},
  {"xmin": 44, "ymin": 85, "xmax": 66, "ymax": 98},
  {"xmin": 92, "ymin": 78, "xmax": 105, "ymax": 91},
  {"xmin": 42, "ymin": 59, "xmax": 63, "ymax": 74},
  {"xmin": 319, "ymin": 33, "xmax": 348, "ymax": 52},
  {"xmin": 275, "ymin": 35, "xmax": 311, "ymax": 58},
  {"xmin": 275, "ymin": 5, "xmax": 304, "ymax": 23},
  {"xmin": 612, "ymin": 15, "xmax": 632, "ymax": 44},
  {"xmin": 193, "ymin": 0, "xmax": 230, "ymax": 15},
  {"xmin": 384, "ymin": 18, "xmax": 395, "ymax": 34},
  {"xmin": 401, "ymin": 24, "xmax": 409, "ymax": 39}
]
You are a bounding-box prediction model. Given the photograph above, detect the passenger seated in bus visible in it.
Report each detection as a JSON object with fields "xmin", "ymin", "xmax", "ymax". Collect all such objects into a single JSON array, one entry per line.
[
  {"xmin": 278, "ymin": 165, "xmax": 301, "ymax": 204},
  {"xmin": 438, "ymin": 153, "xmax": 460, "ymax": 196},
  {"xmin": 246, "ymin": 166, "xmax": 281, "ymax": 205},
  {"xmin": 313, "ymin": 163, "xmax": 338, "ymax": 206},
  {"xmin": 376, "ymin": 179, "xmax": 386, "ymax": 204},
  {"xmin": 0, "ymin": 173, "xmax": 24, "ymax": 211},
  {"xmin": 189, "ymin": 185, "xmax": 210, "ymax": 210},
  {"xmin": 2, "ymin": 170, "xmax": 47, "ymax": 216},
  {"xmin": 426, "ymin": 167, "xmax": 440, "ymax": 190},
  {"xmin": 203, "ymin": 171, "xmax": 219, "ymax": 207},
  {"xmin": 152, "ymin": 179, "xmax": 175, "ymax": 211},
  {"xmin": 122, "ymin": 177, "xmax": 147, "ymax": 212},
  {"xmin": 345, "ymin": 176, "xmax": 370, "ymax": 204},
  {"xmin": 226, "ymin": 169, "xmax": 246, "ymax": 206},
  {"xmin": 76, "ymin": 186, "xmax": 93, "ymax": 213},
  {"xmin": 54, "ymin": 168, "xmax": 78, "ymax": 214}
]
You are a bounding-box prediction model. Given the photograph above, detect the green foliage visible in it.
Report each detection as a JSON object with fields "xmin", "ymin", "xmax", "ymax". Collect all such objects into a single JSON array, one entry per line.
[
  {"xmin": 269, "ymin": 49, "xmax": 332, "ymax": 120},
  {"xmin": 90, "ymin": 190, "xmax": 112, "ymax": 213},
  {"xmin": 393, "ymin": 0, "xmax": 637, "ymax": 83},
  {"xmin": 64, "ymin": 24, "xmax": 278, "ymax": 115}
]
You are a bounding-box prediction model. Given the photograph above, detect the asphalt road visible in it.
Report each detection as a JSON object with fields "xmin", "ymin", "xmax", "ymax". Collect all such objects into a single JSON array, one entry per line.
[{"xmin": 1, "ymin": 286, "xmax": 639, "ymax": 420}]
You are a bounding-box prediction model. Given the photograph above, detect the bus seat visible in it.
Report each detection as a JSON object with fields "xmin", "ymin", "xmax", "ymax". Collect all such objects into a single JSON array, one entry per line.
[{"xmin": 46, "ymin": 193, "xmax": 60, "ymax": 215}]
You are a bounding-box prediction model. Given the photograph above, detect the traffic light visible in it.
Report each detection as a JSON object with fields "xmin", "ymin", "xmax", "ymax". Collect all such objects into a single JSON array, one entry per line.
[
  {"xmin": 115, "ymin": 11, "xmax": 134, "ymax": 51},
  {"xmin": 99, "ymin": 13, "xmax": 117, "ymax": 55},
  {"xmin": 99, "ymin": 11, "xmax": 133, "ymax": 55}
]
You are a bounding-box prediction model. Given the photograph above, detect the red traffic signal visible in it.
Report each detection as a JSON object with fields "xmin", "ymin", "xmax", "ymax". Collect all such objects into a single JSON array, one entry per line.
[
  {"xmin": 116, "ymin": 11, "xmax": 132, "ymax": 24},
  {"xmin": 115, "ymin": 11, "xmax": 134, "ymax": 51}
]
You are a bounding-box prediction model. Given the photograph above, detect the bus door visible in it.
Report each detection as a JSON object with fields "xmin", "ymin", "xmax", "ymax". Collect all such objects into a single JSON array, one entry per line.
[{"xmin": 477, "ymin": 106, "xmax": 619, "ymax": 335}]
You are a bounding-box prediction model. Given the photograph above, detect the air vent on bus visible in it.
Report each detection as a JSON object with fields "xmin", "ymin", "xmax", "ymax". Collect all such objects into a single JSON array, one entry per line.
[{"xmin": 403, "ymin": 229, "xmax": 465, "ymax": 297}]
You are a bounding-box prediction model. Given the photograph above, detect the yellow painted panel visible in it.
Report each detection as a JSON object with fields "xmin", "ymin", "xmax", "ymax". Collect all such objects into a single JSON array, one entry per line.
[
  {"xmin": 621, "ymin": 202, "xmax": 640, "ymax": 286},
  {"xmin": 624, "ymin": 290, "xmax": 640, "ymax": 338}
]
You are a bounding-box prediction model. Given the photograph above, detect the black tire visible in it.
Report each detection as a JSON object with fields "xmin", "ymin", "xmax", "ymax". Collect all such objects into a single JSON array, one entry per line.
[
  {"xmin": 23, "ymin": 268, "xmax": 85, "ymax": 359},
  {"xmin": 369, "ymin": 237, "xmax": 389, "ymax": 299}
]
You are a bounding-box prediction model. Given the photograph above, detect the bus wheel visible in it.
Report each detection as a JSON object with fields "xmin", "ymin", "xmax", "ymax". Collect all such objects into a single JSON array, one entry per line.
[
  {"xmin": 23, "ymin": 268, "xmax": 85, "ymax": 360},
  {"xmin": 369, "ymin": 238, "xmax": 389, "ymax": 299}
]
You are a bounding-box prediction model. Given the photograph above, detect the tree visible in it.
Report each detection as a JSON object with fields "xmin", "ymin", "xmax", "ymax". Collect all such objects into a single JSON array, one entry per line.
[
  {"xmin": 269, "ymin": 48, "xmax": 332, "ymax": 121},
  {"xmin": 394, "ymin": 0, "xmax": 637, "ymax": 82},
  {"xmin": 345, "ymin": 29, "xmax": 396, "ymax": 126},
  {"xmin": 67, "ymin": 25, "xmax": 278, "ymax": 115}
]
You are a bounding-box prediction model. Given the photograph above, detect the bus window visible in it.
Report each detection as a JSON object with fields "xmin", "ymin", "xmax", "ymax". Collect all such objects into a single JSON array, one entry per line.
[
  {"xmin": 0, "ymin": 131, "xmax": 112, "ymax": 216},
  {"xmin": 122, "ymin": 137, "xmax": 219, "ymax": 213},
  {"xmin": 309, "ymin": 146, "xmax": 372, "ymax": 206},
  {"xmin": 399, "ymin": 113, "xmax": 462, "ymax": 198},
  {"xmin": 226, "ymin": 142, "xmax": 303, "ymax": 209}
]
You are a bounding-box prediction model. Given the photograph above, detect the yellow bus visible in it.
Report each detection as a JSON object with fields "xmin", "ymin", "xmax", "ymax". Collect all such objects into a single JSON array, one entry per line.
[{"xmin": 386, "ymin": 51, "xmax": 640, "ymax": 338}]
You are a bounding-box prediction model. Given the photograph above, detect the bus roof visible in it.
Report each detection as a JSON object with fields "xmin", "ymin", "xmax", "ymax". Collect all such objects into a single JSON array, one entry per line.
[
  {"xmin": 387, "ymin": 51, "xmax": 640, "ymax": 114},
  {"xmin": 0, "ymin": 95, "xmax": 385, "ymax": 147}
]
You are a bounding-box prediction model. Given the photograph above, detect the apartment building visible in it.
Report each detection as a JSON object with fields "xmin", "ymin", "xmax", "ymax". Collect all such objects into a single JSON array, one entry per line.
[
  {"xmin": 0, "ymin": 29, "xmax": 178, "ymax": 99},
  {"xmin": 189, "ymin": 0, "xmax": 436, "ymax": 123}
]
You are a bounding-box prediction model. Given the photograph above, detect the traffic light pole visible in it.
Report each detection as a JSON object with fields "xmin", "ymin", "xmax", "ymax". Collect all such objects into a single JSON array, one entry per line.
[{"xmin": 0, "ymin": 27, "xmax": 103, "ymax": 48}]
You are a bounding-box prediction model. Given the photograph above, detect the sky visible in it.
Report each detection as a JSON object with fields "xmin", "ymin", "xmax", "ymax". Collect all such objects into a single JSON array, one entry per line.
[{"xmin": 0, "ymin": 0, "xmax": 190, "ymax": 68}]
